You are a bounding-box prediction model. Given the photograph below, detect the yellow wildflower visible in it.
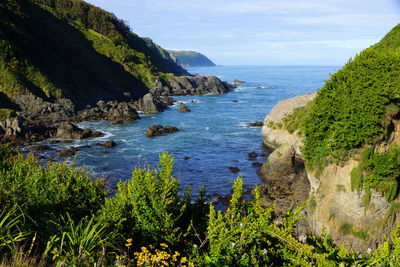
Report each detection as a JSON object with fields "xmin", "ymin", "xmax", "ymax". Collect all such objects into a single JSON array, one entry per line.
[
  {"xmin": 181, "ymin": 257, "xmax": 187, "ymax": 263},
  {"xmin": 125, "ymin": 242, "xmax": 132, "ymax": 247},
  {"xmin": 126, "ymin": 238, "xmax": 133, "ymax": 243},
  {"xmin": 160, "ymin": 243, "xmax": 169, "ymax": 248}
]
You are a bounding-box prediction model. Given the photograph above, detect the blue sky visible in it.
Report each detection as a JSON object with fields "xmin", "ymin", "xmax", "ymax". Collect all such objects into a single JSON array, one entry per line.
[{"xmin": 86, "ymin": 0, "xmax": 400, "ymax": 65}]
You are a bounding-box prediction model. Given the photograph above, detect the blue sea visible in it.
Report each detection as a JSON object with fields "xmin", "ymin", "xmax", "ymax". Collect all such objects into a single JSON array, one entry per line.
[{"xmin": 38, "ymin": 66, "xmax": 340, "ymax": 197}]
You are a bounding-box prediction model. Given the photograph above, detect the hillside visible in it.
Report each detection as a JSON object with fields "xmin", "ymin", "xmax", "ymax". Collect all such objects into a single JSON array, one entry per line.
[
  {"xmin": 168, "ymin": 50, "xmax": 216, "ymax": 67},
  {"xmin": 261, "ymin": 23, "xmax": 400, "ymax": 252},
  {"xmin": 0, "ymin": 0, "xmax": 194, "ymax": 109}
]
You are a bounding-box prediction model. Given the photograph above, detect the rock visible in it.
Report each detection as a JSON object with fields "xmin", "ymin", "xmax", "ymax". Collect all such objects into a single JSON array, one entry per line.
[
  {"xmin": 249, "ymin": 121, "xmax": 263, "ymax": 127},
  {"xmin": 78, "ymin": 101, "xmax": 140, "ymax": 122},
  {"xmin": 262, "ymin": 92, "xmax": 316, "ymax": 159},
  {"xmin": 178, "ymin": 104, "xmax": 191, "ymax": 112},
  {"xmin": 252, "ymin": 162, "xmax": 263, "ymax": 167},
  {"xmin": 184, "ymin": 156, "xmax": 191, "ymax": 160},
  {"xmin": 57, "ymin": 147, "xmax": 79, "ymax": 157},
  {"xmin": 32, "ymin": 145, "xmax": 52, "ymax": 151},
  {"xmin": 55, "ymin": 122, "xmax": 104, "ymax": 139},
  {"xmin": 97, "ymin": 140, "xmax": 117, "ymax": 148},
  {"xmin": 257, "ymin": 145, "xmax": 309, "ymax": 214},
  {"xmin": 233, "ymin": 79, "xmax": 246, "ymax": 84},
  {"xmin": 150, "ymin": 75, "xmax": 234, "ymax": 96},
  {"xmin": 229, "ymin": 166, "xmax": 240, "ymax": 173},
  {"xmin": 146, "ymin": 125, "xmax": 181, "ymax": 137},
  {"xmin": 232, "ymin": 100, "xmax": 239, "ymax": 103},
  {"xmin": 132, "ymin": 94, "xmax": 171, "ymax": 114},
  {"xmin": 248, "ymin": 151, "xmax": 257, "ymax": 158}
]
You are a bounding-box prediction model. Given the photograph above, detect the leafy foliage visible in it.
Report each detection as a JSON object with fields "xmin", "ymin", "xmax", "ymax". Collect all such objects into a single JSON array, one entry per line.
[
  {"xmin": 0, "ymin": 146, "xmax": 105, "ymax": 235},
  {"xmin": 299, "ymin": 25, "xmax": 400, "ymax": 169},
  {"xmin": 0, "ymin": 145, "xmax": 400, "ymax": 265}
]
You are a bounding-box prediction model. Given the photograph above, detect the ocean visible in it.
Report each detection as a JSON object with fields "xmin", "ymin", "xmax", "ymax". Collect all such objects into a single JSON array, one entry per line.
[{"xmin": 37, "ymin": 65, "xmax": 340, "ymax": 197}]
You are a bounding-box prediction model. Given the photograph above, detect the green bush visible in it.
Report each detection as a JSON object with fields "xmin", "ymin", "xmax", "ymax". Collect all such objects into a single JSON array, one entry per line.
[
  {"xmin": 45, "ymin": 213, "xmax": 109, "ymax": 266},
  {"xmin": 300, "ymin": 25, "xmax": 400, "ymax": 169},
  {"xmin": 0, "ymin": 147, "xmax": 106, "ymax": 234},
  {"xmin": 102, "ymin": 153, "xmax": 190, "ymax": 247}
]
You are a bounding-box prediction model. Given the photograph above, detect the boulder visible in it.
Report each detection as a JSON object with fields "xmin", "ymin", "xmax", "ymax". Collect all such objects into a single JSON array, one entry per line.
[
  {"xmin": 55, "ymin": 122, "xmax": 103, "ymax": 139},
  {"xmin": 178, "ymin": 104, "xmax": 191, "ymax": 112},
  {"xmin": 97, "ymin": 140, "xmax": 117, "ymax": 148},
  {"xmin": 249, "ymin": 121, "xmax": 263, "ymax": 127},
  {"xmin": 229, "ymin": 166, "xmax": 240, "ymax": 173},
  {"xmin": 57, "ymin": 147, "xmax": 79, "ymax": 157},
  {"xmin": 146, "ymin": 125, "xmax": 181, "ymax": 137}
]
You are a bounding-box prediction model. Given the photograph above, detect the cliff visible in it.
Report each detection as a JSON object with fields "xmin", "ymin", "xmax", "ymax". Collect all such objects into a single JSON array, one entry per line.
[
  {"xmin": 168, "ymin": 50, "xmax": 216, "ymax": 67},
  {"xmin": 260, "ymin": 24, "xmax": 400, "ymax": 253}
]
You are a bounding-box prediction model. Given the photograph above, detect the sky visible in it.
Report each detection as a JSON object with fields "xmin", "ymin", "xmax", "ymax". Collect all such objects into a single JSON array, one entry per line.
[{"xmin": 86, "ymin": 0, "xmax": 400, "ymax": 65}]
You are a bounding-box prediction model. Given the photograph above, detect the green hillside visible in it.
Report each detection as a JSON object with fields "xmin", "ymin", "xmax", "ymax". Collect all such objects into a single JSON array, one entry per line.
[
  {"xmin": 294, "ymin": 24, "xmax": 400, "ymax": 202},
  {"xmin": 0, "ymin": 0, "xmax": 188, "ymax": 108},
  {"xmin": 168, "ymin": 50, "xmax": 216, "ymax": 67}
]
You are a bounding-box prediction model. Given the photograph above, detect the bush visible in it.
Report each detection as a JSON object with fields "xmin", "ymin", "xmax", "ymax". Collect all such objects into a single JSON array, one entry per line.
[
  {"xmin": 101, "ymin": 153, "xmax": 189, "ymax": 247},
  {"xmin": 0, "ymin": 147, "xmax": 106, "ymax": 234}
]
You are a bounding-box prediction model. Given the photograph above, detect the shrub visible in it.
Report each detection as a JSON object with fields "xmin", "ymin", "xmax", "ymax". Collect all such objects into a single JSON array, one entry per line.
[
  {"xmin": 101, "ymin": 153, "xmax": 188, "ymax": 247},
  {"xmin": 0, "ymin": 147, "xmax": 106, "ymax": 235},
  {"xmin": 45, "ymin": 213, "xmax": 109, "ymax": 266}
]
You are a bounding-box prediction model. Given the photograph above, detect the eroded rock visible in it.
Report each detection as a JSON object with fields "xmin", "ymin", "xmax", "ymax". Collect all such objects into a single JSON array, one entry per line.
[{"xmin": 146, "ymin": 125, "xmax": 181, "ymax": 137}]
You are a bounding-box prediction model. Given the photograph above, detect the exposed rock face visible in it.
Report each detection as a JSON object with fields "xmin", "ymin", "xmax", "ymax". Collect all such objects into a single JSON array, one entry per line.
[
  {"xmin": 55, "ymin": 122, "xmax": 103, "ymax": 139},
  {"xmin": 14, "ymin": 95, "xmax": 75, "ymax": 125},
  {"xmin": 132, "ymin": 93, "xmax": 172, "ymax": 114},
  {"xmin": 260, "ymin": 92, "xmax": 399, "ymax": 253},
  {"xmin": 150, "ymin": 75, "xmax": 234, "ymax": 96},
  {"xmin": 0, "ymin": 118, "xmax": 24, "ymax": 138},
  {"xmin": 78, "ymin": 101, "xmax": 140, "ymax": 122},
  {"xmin": 146, "ymin": 125, "xmax": 181, "ymax": 137},
  {"xmin": 262, "ymin": 92, "xmax": 316, "ymax": 159},
  {"xmin": 257, "ymin": 145, "xmax": 310, "ymax": 214},
  {"xmin": 307, "ymin": 159, "xmax": 393, "ymax": 253}
]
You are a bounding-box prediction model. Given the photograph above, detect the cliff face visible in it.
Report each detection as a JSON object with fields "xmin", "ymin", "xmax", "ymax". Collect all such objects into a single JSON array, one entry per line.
[
  {"xmin": 261, "ymin": 93, "xmax": 398, "ymax": 253},
  {"xmin": 168, "ymin": 50, "xmax": 216, "ymax": 67}
]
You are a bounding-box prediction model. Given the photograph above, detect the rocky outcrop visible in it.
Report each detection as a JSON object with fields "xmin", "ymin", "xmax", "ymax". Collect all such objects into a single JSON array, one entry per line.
[
  {"xmin": 14, "ymin": 95, "xmax": 75, "ymax": 125},
  {"xmin": 258, "ymin": 145, "xmax": 310, "ymax": 214},
  {"xmin": 78, "ymin": 101, "xmax": 140, "ymax": 122},
  {"xmin": 146, "ymin": 125, "xmax": 181, "ymax": 137},
  {"xmin": 150, "ymin": 75, "xmax": 234, "ymax": 96},
  {"xmin": 131, "ymin": 93, "xmax": 172, "ymax": 114},
  {"xmin": 55, "ymin": 122, "xmax": 103, "ymax": 139},
  {"xmin": 260, "ymin": 92, "xmax": 399, "ymax": 253},
  {"xmin": 178, "ymin": 104, "xmax": 191, "ymax": 113},
  {"xmin": 262, "ymin": 92, "xmax": 316, "ymax": 159}
]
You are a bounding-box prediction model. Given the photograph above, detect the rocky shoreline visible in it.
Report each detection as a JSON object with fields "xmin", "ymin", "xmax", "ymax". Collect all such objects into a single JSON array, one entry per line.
[{"xmin": 0, "ymin": 76, "xmax": 235, "ymax": 145}]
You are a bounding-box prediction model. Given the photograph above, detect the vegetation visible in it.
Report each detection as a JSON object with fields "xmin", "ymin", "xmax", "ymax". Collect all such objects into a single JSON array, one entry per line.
[
  {"xmin": 1, "ymin": 145, "xmax": 400, "ymax": 266},
  {"xmin": 168, "ymin": 50, "xmax": 216, "ymax": 68},
  {"xmin": 0, "ymin": 0, "xmax": 187, "ymax": 106}
]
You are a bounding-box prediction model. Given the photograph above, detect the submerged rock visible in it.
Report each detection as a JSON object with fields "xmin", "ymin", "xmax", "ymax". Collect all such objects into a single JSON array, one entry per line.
[
  {"xmin": 229, "ymin": 166, "xmax": 240, "ymax": 173},
  {"xmin": 146, "ymin": 125, "xmax": 181, "ymax": 137},
  {"xmin": 57, "ymin": 147, "xmax": 79, "ymax": 157}
]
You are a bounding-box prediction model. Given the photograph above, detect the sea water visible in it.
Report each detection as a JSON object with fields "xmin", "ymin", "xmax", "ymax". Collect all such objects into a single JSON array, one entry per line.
[{"xmin": 38, "ymin": 65, "xmax": 340, "ymax": 197}]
